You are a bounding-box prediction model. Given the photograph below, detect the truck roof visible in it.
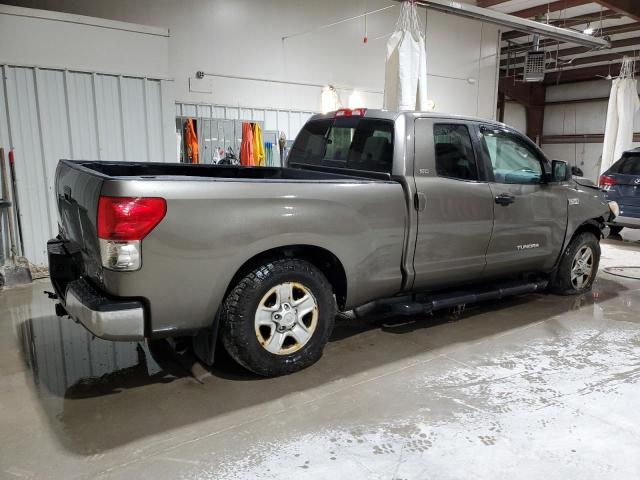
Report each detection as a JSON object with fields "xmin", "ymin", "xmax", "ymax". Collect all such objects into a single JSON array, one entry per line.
[{"xmin": 310, "ymin": 109, "xmax": 507, "ymax": 128}]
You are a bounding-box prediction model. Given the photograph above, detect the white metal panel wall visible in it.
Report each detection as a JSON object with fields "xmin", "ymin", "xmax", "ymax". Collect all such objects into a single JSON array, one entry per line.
[
  {"xmin": 0, "ymin": 65, "xmax": 175, "ymax": 266},
  {"xmin": 176, "ymin": 102, "xmax": 315, "ymax": 143}
]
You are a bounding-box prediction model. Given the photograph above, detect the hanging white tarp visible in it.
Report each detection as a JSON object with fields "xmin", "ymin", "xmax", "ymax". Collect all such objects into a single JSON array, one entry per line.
[
  {"xmin": 383, "ymin": 1, "xmax": 428, "ymax": 111},
  {"xmin": 601, "ymin": 59, "xmax": 640, "ymax": 173}
]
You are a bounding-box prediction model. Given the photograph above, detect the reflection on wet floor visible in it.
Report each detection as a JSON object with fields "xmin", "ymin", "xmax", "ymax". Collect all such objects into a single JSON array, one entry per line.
[
  {"xmin": 18, "ymin": 316, "xmax": 184, "ymax": 398},
  {"xmin": 15, "ymin": 276, "xmax": 630, "ymax": 402}
]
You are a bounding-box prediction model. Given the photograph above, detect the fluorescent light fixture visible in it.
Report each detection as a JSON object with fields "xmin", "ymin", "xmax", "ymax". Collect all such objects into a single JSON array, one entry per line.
[{"xmin": 583, "ymin": 26, "xmax": 594, "ymax": 35}]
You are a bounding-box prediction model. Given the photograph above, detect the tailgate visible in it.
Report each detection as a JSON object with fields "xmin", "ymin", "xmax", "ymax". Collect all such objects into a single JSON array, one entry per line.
[
  {"xmin": 613, "ymin": 174, "xmax": 640, "ymax": 207},
  {"xmin": 55, "ymin": 161, "xmax": 105, "ymax": 282}
]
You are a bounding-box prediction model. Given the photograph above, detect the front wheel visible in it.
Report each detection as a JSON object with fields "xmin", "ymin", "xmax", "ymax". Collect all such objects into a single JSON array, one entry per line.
[
  {"xmin": 220, "ymin": 258, "xmax": 336, "ymax": 377},
  {"xmin": 550, "ymin": 232, "xmax": 600, "ymax": 295}
]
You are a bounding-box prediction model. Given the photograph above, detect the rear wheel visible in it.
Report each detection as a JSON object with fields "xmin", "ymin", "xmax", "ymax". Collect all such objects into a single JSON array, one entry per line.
[
  {"xmin": 609, "ymin": 226, "xmax": 624, "ymax": 235},
  {"xmin": 220, "ymin": 258, "xmax": 336, "ymax": 377},
  {"xmin": 550, "ymin": 232, "xmax": 600, "ymax": 295}
]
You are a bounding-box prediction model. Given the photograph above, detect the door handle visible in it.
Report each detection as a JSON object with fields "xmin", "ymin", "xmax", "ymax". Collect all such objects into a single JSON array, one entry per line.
[
  {"xmin": 414, "ymin": 192, "xmax": 427, "ymax": 211},
  {"xmin": 495, "ymin": 193, "xmax": 515, "ymax": 206}
]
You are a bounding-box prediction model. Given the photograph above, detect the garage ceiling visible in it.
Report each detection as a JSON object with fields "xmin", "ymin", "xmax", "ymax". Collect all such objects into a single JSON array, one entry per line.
[{"xmin": 489, "ymin": 0, "xmax": 640, "ymax": 83}]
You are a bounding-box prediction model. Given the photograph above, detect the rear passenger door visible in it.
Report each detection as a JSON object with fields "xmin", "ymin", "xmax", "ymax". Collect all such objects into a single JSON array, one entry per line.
[
  {"xmin": 412, "ymin": 118, "xmax": 494, "ymax": 290},
  {"xmin": 479, "ymin": 126, "xmax": 567, "ymax": 277}
]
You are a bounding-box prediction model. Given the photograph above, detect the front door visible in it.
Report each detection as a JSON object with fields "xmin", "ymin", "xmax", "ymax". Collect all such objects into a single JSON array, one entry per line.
[
  {"xmin": 479, "ymin": 126, "xmax": 567, "ymax": 278},
  {"xmin": 412, "ymin": 118, "xmax": 494, "ymax": 290}
]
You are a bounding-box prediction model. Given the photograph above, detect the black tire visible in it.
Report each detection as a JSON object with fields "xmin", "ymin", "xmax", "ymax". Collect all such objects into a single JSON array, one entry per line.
[
  {"xmin": 609, "ymin": 226, "xmax": 624, "ymax": 235},
  {"xmin": 220, "ymin": 258, "xmax": 336, "ymax": 377},
  {"xmin": 550, "ymin": 232, "xmax": 600, "ymax": 295}
]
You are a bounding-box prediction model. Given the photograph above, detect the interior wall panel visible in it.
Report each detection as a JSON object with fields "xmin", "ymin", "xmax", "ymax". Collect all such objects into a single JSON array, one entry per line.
[
  {"xmin": 95, "ymin": 74, "xmax": 125, "ymax": 161},
  {"xmin": 35, "ymin": 69, "xmax": 72, "ymax": 231},
  {"xmin": 1, "ymin": 65, "xmax": 174, "ymax": 266},
  {"xmin": 4, "ymin": 66, "xmax": 52, "ymax": 264},
  {"xmin": 66, "ymin": 72, "xmax": 100, "ymax": 159},
  {"xmin": 120, "ymin": 77, "xmax": 149, "ymax": 163}
]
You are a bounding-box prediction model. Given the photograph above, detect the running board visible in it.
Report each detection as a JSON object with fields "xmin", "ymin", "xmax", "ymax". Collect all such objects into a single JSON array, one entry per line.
[{"xmin": 356, "ymin": 279, "xmax": 549, "ymax": 319}]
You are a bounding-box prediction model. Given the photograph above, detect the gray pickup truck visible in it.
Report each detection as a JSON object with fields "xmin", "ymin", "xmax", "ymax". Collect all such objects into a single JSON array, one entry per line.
[{"xmin": 48, "ymin": 109, "xmax": 614, "ymax": 376}]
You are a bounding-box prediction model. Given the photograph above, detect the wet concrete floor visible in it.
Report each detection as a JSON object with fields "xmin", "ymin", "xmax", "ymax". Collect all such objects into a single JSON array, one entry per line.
[{"xmin": 1, "ymin": 232, "xmax": 639, "ymax": 479}]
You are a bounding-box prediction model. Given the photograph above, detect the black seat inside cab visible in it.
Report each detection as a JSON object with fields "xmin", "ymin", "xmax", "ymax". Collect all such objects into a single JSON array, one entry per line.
[{"xmin": 435, "ymin": 143, "xmax": 476, "ymax": 180}]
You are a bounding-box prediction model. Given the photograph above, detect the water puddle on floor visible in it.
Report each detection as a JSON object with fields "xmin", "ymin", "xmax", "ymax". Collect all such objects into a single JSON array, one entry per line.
[{"xmin": 17, "ymin": 315, "xmax": 184, "ymax": 398}]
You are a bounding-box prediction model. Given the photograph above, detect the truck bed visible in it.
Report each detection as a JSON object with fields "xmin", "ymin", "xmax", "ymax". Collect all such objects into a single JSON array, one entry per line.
[
  {"xmin": 54, "ymin": 159, "xmax": 407, "ymax": 337},
  {"xmin": 71, "ymin": 160, "xmax": 392, "ymax": 182}
]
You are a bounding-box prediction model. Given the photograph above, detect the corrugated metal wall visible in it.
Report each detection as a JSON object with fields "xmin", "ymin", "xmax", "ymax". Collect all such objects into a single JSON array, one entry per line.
[
  {"xmin": 0, "ymin": 65, "xmax": 175, "ymax": 266},
  {"xmin": 175, "ymin": 102, "xmax": 315, "ymax": 150}
]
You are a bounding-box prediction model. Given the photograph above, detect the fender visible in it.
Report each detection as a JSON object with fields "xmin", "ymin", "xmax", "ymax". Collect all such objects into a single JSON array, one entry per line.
[{"xmin": 552, "ymin": 217, "xmax": 606, "ymax": 272}]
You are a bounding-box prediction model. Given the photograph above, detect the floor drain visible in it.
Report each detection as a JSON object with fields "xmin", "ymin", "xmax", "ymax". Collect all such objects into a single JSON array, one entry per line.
[{"xmin": 603, "ymin": 266, "xmax": 640, "ymax": 280}]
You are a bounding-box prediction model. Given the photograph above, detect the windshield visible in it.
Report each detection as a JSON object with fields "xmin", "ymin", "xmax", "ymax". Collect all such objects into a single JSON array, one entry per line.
[{"xmin": 288, "ymin": 117, "xmax": 394, "ymax": 173}]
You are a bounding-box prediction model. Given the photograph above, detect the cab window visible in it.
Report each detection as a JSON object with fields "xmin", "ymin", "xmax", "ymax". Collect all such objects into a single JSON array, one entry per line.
[
  {"xmin": 433, "ymin": 124, "xmax": 479, "ymax": 181},
  {"xmin": 289, "ymin": 118, "xmax": 394, "ymax": 173},
  {"xmin": 481, "ymin": 128, "xmax": 544, "ymax": 184}
]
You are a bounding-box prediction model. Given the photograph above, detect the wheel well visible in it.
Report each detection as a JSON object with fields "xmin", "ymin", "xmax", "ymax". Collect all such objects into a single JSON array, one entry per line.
[
  {"xmin": 572, "ymin": 218, "xmax": 605, "ymax": 241},
  {"xmin": 227, "ymin": 245, "xmax": 348, "ymax": 310}
]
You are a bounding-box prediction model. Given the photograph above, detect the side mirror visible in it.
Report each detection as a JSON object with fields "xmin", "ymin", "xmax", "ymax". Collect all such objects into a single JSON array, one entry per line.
[
  {"xmin": 552, "ymin": 160, "xmax": 571, "ymax": 182},
  {"xmin": 571, "ymin": 165, "xmax": 584, "ymax": 177}
]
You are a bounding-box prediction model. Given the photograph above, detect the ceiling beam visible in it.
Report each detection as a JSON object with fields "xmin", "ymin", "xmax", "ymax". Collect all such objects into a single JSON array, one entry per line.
[
  {"xmin": 594, "ymin": 0, "xmax": 640, "ymax": 21},
  {"xmin": 501, "ymin": 36, "xmax": 640, "ymax": 67},
  {"xmin": 501, "ymin": 10, "xmax": 620, "ymax": 41},
  {"xmin": 476, "ymin": 0, "xmax": 510, "ymax": 7},
  {"xmin": 511, "ymin": 0, "xmax": 594, "ymax": 19},
  {"xmin": 505, "ymin": 49, "xmax": 639, "ymax": 77},
  {"xmin": 413, "ymin": 0, "xmax": 608, "ymax": 47},
  {"xmin": 501, "ymin": 21, "xmax": 640, "ymax": 55},
  {"xmin": 542, "ymin": 133, "xmax": 640, "ymax": 143},
  {"xmin": 501, "ymin": 61, "xmax": 639, "ymax": 83}
]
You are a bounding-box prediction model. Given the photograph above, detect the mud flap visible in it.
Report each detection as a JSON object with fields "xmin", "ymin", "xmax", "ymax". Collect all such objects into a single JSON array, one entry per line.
[{"xmin": 192, "ymin": 309, "xmax": 222, "ymax": 366}]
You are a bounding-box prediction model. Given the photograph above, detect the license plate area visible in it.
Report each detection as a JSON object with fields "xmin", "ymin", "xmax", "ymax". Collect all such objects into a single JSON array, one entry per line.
[{"xmin": 47, "ymin": 238, "xmax": 83, "ymax": 301}]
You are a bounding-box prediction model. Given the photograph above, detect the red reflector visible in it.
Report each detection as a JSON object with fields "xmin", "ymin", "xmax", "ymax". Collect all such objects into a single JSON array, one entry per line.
[
  {"xmin": 335, "ymin": 108, "xmax": 351, "ymax": 117},
  {"xmin": 599, "ymin": 175, "xmax": 616, "ymax": 188},
  {"xmin": 98, "ymin": 196, "xmax": 166, "ymax": 241}
]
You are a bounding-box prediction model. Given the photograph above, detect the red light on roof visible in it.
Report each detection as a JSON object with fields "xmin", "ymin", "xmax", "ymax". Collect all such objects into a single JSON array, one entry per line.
[{"xmin": 335, "ymin": 108, "xmax": 366, "ymax": 117}]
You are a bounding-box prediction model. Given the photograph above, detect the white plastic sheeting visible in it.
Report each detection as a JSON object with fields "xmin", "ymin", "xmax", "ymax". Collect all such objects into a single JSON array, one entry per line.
[
  {"xmin": 601, "ymin": 60, "xmax": 640, "ymax": 173},
  {"xmin": 383, "ymin": 1, "xmax": 428, "ymax": 111},
  {"xmin": 0, "ymin": 65, "xmax": 174, "ymax": 266}
]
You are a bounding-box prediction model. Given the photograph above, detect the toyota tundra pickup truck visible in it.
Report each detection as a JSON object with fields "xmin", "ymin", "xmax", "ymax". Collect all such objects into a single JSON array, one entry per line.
[{"xmin": 48, "ymin": 109, "xmax": 614, "ymax": 377}]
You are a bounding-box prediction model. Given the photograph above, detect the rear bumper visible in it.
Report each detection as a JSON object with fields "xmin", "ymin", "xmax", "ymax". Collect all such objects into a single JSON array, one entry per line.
[
  {"xmin": 64, "ymin": 278, "xmax": 145, "ymax": 341},
  {"xmin": 48, "ymin": 239, "xmax": 146, "ymax": 341}
]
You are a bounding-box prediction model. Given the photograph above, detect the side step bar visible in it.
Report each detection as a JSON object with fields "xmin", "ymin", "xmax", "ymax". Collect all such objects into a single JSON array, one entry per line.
[{"xmin": 356, "ymin": 279, "xmax": 549, "ymax": 319}]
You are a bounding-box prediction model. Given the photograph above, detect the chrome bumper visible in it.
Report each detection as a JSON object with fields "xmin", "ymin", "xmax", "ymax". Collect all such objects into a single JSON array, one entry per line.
[{"xmin": 64, "ymin": 278, "xmax": 145, "ymax": 341}]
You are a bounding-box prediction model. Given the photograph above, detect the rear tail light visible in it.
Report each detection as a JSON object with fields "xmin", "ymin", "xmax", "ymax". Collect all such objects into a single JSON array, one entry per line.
[
  {"xmin": 599, "ymin": 174, "xmax": 616, "ymax": 190},
  {"xmin": 97, "ymin": 196, "xmax": 166, "ymax": 271}
]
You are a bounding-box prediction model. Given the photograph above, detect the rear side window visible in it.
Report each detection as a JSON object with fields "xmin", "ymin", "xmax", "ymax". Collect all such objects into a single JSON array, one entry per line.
[
  {"xmin": 289, "ymin": 118, "xmax": 394, "ymax": 173},
  {"xmin": 619, "ymin": 155, "xmax": 640, "ymax": 175},
  {"xmin": 433, "ymin": 124, "xmax": 479, "ymax": 181}
]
